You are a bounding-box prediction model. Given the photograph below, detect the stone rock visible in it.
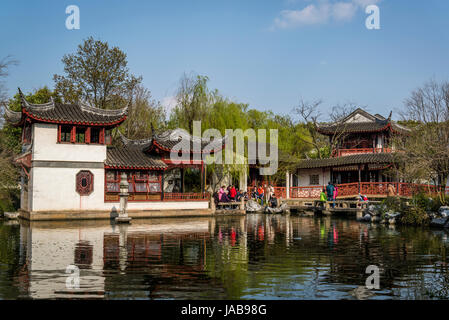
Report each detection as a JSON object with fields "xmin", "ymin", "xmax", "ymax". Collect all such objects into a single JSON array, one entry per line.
[
  {"xmin": 385, "ymin": 212, "xmax": 401, "ymax": 219},
  {"xmin": 439, "ymin": 206, "xmax": 449, "ymax": 218},
  {"xmin": 246, "ymin": 200, "xmax": 264, "ymax": 212},
  {"xmin": 430, "ymin": 217, "xmax": 449, "ymax": 227},
  {"xmin": 264, "ymin": 203, "xmax": 289, "ymax": 214},
  {"xmin": 358, "ymin": 214, "xmax": 372, "ymax": 222}
]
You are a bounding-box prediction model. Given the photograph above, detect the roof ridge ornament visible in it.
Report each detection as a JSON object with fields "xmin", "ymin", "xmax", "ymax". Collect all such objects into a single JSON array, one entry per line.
[
  {"xmin": 18, "ymin": 87, "xmax": 55, "ymax": 111},
  {"xmin": 118, "ymin": 131, "xmax": 152, "ymax": 146},
  {"xmin": 2, "ymin": 102, "xmax": 22, "ymax": 125},
  {"xmin": 78, "ymin": 100, "xmax": 128, "ymax": 117}
]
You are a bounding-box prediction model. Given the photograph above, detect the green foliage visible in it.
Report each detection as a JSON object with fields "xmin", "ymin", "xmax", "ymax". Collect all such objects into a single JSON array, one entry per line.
[
  {"xmin": 380, "ymin": 196, "xmax": 430, "ymax": 226},
  {"xmin": 399, "ymin": 206, "xmax": 429, "ymax": 226},
  {"xmin": 412, "ymin": 193, "xmax": 444, "ymax": 212},
  {"xmin": 53, "ymin": 36, "xmax": 142, "ymax": 109},
  {"xmin": 0, "ymin": 87, "xmax": 56, "ymax": 211}
]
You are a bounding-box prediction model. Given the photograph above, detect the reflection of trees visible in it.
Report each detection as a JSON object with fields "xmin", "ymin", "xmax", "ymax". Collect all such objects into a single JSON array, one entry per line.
[
  {"xmin": 203, "ymin": 216, "xmax": 248, "ymax": 299},
  {"xmin": 0, "ymin": 222, "xmax": 26, "ymax": 299},
  {"xmin": 311, "ymin": 220, "xmax": 449, "ymax": 299}
]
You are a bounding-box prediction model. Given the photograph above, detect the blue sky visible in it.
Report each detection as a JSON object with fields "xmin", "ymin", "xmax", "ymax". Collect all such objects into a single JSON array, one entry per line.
[{"xmin": 1, "ymin": 0, "xmax": 449, "ymax": 120}]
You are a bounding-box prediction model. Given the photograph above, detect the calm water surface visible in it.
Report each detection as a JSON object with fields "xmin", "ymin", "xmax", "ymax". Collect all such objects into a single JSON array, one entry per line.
[{"xmin": 1, "ymin": 214, "xmax": 449, "ymax": 300}]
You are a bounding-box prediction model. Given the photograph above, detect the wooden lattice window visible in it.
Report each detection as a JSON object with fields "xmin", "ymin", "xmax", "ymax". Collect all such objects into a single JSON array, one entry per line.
[
  {"xmin": 309, "ymin": 174, "xmax": 319, "ymax": 186},
  {"xmin": 90, "ymin": 127, "xmax": 100, "ymax": 144},
  {"xmin": 76, "ymin": 170, "xmax": 94, "ymax": 195},
  {"xmin": 59, "ymin": 125, "xmax": 72, "ymax": 143},
  {"xmin": 76, "ymin": 127, "xmax": 86, "ymax": 143}
]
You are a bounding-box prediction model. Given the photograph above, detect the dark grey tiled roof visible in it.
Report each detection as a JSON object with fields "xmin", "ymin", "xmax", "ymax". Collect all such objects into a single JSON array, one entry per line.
[
  {"xmin": 119, "ymin": 129, "xmax": 225, "ymax": 153},
  {"xmin": 3, "ymin": 105, "xmax": 22, "ymax": 125},
  {"xmin": 317, "ymin": 108, "xmax": 410, "ymax": 135},
  {"xmin": 4, "ymin": 89, "xmax": 128, "ymax": 126},
  {"xmin": 105, "ymin": 145, "xmax": 167, "ymax": 170},
  {"xmin": 152, "ymin": 129, "xmax": 225, "ymax": 153},
  {"xmin": 317, "ymin": 119, "xmax": 410, "ymax": 135},
  {"xmin": 23, "ymin": 102, "xmax": 128, "ymax": 125},
  {"xmin": 295, "ymin": 152, "xmax": 395, "ymax": 169}
]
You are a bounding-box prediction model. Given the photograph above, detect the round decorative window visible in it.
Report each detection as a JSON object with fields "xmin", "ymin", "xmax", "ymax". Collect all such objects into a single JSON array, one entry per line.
[{"xmin": 76, "ymin": 170, "xmax": 94, "ymax": 196}]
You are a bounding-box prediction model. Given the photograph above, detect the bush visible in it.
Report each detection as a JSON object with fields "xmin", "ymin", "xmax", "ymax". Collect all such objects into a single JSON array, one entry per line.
[
  {"xmin": 413, "ymin": 193, "xmax": 442, "ymax": 212},
  {"xmin": 380, "ymin": 195, "xmax": 430, "ymax": 226},
  {"xmin": 399, "ymin": 206, "xmax": 429, "ymax": 226}
]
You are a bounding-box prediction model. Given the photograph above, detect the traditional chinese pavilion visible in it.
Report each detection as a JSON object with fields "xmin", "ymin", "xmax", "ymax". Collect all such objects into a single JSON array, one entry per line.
[
  {"xmin": 290, "ymin": 108, "xmax": 411, "ymax": 197},
  {"xmin": 5, "ymin": 90, "xmax": 223, "ymax": 220}
]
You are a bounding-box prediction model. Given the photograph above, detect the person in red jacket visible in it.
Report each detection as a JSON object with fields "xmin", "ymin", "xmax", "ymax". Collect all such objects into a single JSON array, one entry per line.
[
  {"xmin": 257, "ymin": 185, "xmax": 265, "ymax": 205},
  {"xmin": 229, "ymin": 185, "xmax": 237, "ymax": 201}
]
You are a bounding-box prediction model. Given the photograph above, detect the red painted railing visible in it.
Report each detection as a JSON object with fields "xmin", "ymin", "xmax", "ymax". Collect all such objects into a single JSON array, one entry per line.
[
  {"xmin": 286, "ymin": 182, "xmax": 447, "ymax": 199},
  {"xmin": 336, "ymin": 182, "xmax": 360, "ymax": 197},
  {"xmin": 105, "ymin": 191, "xmax": 209, "ymax": 202},
  {"xmin": 163, "ymin": 192, "xmax": 210, "ymax": 201},
  {"xmin": 290, "ymin": 186, "xmax": 322, "ymax": 198},
  {"xmin": 248, "ymin": 183, "xmax": 449, "ymax": 199},
  {"xmin": 334, "ymin": 147, "xmax": 392, "ymax": 157}
]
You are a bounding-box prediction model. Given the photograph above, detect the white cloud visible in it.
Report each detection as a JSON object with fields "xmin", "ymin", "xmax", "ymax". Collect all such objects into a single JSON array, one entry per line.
[
  {"xmin": 273, "ymin": 4, "xmax": 331, "ymax": 29},
  {"xmin": 332, "ymin": 2, "xmax": 357, "ymax": 21},
  {"xmin": 272, "ymin": 0, "xmax": 381, "ymax": 29}
]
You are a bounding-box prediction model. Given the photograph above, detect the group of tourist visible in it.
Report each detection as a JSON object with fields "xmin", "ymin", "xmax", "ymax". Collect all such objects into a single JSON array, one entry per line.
[
  {"xmin": 216, "ymin": 185, "xmax": 245, "ymax": 203},
  {"xmin": 319, "ymin": 182, "xmax": 340, "ymax": 208},
  {"xmin": 319, "ymin": 181, "xmax": 398, "ymax": 206},
  {"xmin": 251, "ymin": 184, "xmax": 276, "ymax": 207}
]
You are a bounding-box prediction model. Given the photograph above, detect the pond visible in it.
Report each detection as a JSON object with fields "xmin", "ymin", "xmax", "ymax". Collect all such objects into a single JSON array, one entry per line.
[{"xmin": 0, "ymin": 214, "xmax": 448, "ymax": 299}]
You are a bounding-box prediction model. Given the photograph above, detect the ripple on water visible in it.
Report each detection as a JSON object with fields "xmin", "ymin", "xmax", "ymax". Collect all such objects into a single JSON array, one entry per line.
[{"xmin": 1, "ymin": 215, "xmax": 449, "ymax": 299}]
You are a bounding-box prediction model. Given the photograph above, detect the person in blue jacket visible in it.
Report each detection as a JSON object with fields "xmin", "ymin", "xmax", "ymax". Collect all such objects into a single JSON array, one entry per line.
[{"xmin": 326, "ymin": 182, "xmax": 335, "ymax": 208}]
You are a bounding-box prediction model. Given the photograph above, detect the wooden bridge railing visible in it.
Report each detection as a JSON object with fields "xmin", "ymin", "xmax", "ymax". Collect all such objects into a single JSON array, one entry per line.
[
  {"xmin": 247, "ymin": 183, "xmax": 448, "ymax": 200},
  {"xmin": 255, "ymin": 183, "xmax": 448, "ymax": 200}
]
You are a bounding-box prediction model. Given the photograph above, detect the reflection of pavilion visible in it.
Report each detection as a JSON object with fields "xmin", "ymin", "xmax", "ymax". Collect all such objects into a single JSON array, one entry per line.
[{"xmin": 16, "ymin": 218, "xmax": 217, "ymax": 299}]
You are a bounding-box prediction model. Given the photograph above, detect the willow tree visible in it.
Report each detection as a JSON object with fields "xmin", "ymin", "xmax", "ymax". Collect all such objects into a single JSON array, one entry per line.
[{"xmin": 168, "ymin": 73, "xmax": 212, "ymax": 133}]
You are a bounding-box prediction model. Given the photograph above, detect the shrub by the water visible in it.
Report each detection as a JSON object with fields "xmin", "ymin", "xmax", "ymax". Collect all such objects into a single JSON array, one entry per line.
[
  {"xmin": 380, "ymin": 194, "xmax": 432, "ymax": 226},
  {"xmin": 399, "ymin": 206, "xmax": 429, "ymax": 226}
]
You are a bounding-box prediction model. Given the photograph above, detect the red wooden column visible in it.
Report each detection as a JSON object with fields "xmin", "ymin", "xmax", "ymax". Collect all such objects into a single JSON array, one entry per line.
[
  {"xmin": 358, "ymin": 165, "xmax": 362, "ymax": 193},
  {"xmin": 85, "ymin": 127, "xmax": 91, "ymax": 144},
  {"xmin": 70, "ymin": 126, "xmax": 76, "ymax": 143}
]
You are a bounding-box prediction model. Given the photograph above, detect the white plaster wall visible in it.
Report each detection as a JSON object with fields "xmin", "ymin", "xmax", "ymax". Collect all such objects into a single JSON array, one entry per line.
[
  {"xmin": 31, "ymin": 167, "xmax": 106, "ymax": 211},
  {"xmin": 296, "ymin": 168, "xmax": 330, "ymax": 187},
  {"xmin": 32, "ymin": 123, "xmax": 107, "ymax": 162},
  {"xmin": 29, "ymin": 123, "xmax": 210, "ymax": 212}
]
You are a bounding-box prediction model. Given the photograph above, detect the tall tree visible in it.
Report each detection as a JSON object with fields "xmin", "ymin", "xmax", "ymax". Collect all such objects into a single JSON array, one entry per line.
[
  {"xmin": 395, "ymin": 79, "xmax": 449, "ymax": 201},
  {"xmin": 53, "ymin": 37, "xmax": 142, "ymax": 109},
  {"xmin": 0, "ymin": 56, "xmax": 19, "ymax": 213},
  {"xmin": 293, "ymin": 99, "xmax": 357, "ymax": 159},
  {"xmin": 168, "ymin": 73, "xmax": 211, "ymax": 133},
  {"xmin": 121, "ymin": 85, "xmax": 167, "ymax": 139}
]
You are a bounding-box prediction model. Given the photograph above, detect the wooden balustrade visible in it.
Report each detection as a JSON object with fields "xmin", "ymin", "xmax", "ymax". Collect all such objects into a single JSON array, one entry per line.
[
  {"xmin": 284, "ymin": 182, "xmax": 447, "ymax": 199},
  {"xmin": 163, "ymin": 192, "xmax": 210, "ymax": 201},
  {"xmin": 335, "ymin": 147, "xmax": 392, "ymax": 157}
]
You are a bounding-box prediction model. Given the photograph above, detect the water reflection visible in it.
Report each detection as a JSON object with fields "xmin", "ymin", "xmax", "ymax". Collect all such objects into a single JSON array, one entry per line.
[{"xmin": 0, "ymin": 214, "xmax": 449, "ymax": 299}]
